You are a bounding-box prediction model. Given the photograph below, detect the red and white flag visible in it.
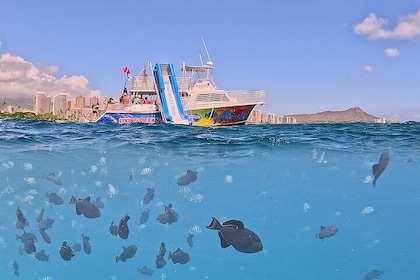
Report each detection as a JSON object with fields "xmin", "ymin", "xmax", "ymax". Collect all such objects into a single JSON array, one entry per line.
[{"xmin": 122, "ymin": 66, "xmax": 131, "ymax": 76}]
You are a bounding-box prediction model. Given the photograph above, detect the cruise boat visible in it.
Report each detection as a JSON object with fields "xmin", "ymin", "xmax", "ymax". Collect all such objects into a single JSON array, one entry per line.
[{"xmin": 91, "ymin": 59, "xmax": 266, "ymax": 126}]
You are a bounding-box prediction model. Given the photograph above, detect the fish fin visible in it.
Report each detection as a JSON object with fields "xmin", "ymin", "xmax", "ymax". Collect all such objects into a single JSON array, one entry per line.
[
  {"xmin": 223, "ymin": 220, "xmax": 244, "ymax": 228},
  {"xmin": 115, "ymin": 256, "xmax": 119, "ymax": 263},
  {"xmin": 75, "ymin": 206, "xmax": 82, "ymax": 216},
  {"xmin": 218, "ymin": 232, "xmax": 230, "ymax": 248},
  {"xmin": 320, "ymin": 226, "xmax": 326, "ymax": 229},
  {"xmin": 69, "ymin": 196, "xmax": 76, "ymax": 204},
  {"xmin": 84, "ymin": 197, "xmax": 91, "ymax": 202},
  {"xmin": 207, "ymin": 217, "xmax": 222, "ymax": 230},
  {"xmin": 168, "ymin": 251, "xmax": 173, "ymax": 260},
  {"xmin": 174, "ymin": 248, "xmax": 182, "ymax": 254}
]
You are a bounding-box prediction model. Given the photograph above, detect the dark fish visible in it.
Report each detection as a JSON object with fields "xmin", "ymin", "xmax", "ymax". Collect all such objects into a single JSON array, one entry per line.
[
  {"xmin": 39, "ymin": 228, "xmax": 52, "ymax": 244},
  {"xmin": 36, "ymin": 208, "xmax": 45, "ymax": 223},
  {"xmin": 69, "ymin": 195, "xmax": 101, "ymax": 219},
  {"xmin": 372, "ymin": 150, "xmax": 390, "ymax": 186},
  {"xmin": 138, "ymin": 265, "xmax": 154, "ymax": 275},
  {"xmin": 109, "ymin": 221, "xmax": 118, "ymax": 236},
  {"xmin": 94, "ymin": 197, "xmax": 105, "ymax": 209},
  {"xmin": 72, "ymin": 241, "xmax": 82, "ymax": 252},
  {"xmin": 59, "ymin": 241, "xmax": 75, "ymax": 261},
  {"xmin": 118, "ymin": 214, "xmax": 130, "ymax": 239},
  {"xmin": 315, "ymin": 225, "xmax": 339, "ymax": 240},
  {"xmin": 177, "ymin": 170, "xmax": 198, "ymax": 186},
  {"xmin": 46, "ymin": 192, "xmax": 64, "ymax": 205},
  {"xmin": 35, "ymin": 249, "xmax": 49, "ymax": 262},
  {"xmin": 165, "ymin": 204, "xmax": 178, "ymax": 224},
  {"xmin": 16, "ymin": 207, "xmax": 28, "ymax": 226},
  {"xmin": 24, "ymin": 239, "xmax": 36, "ymax": 254},
  {"xmin": 168, "ymin": 248, "xmax": 190, "ymax": 264},
  {"xmin": 139, "ymin": 209, "xmax": 150, "ymax": 224},
  {"xmin": 82, "ymin": 233, "xmax": 91, "ymax": 254},
  {"xmin": 16, "ymin": 231, "xmax": 37, "ymax": 243},
  {"xmin": 38, "ymin": 218, "xmax": 55, "ymax": 230},
  {"xmin": 364, "ymin": 269, "xmax": 384, "ymax": 280},
  {"xmin": 207, "ymin": 217, "xmax": 263, "ymax": 253},
  {"xmin": 46, "ymin": 172, "xmax": 63, "ymax": 185},
  {"xmin": 158, "ymin": 242, "xmax": 166, "ymax": 257},
  {"xmin": 143, "ymin": 187, "xmax": 155, "ymax": 204},
  {"xmin": 155, "ymin": 255, "xmax": 166, "ymax": 269},
  {"xmin": 187, "ymin": 232, "xmax": 194, "ymax": 248},
  {"xmin": 115, "ymin": 245, "xmax": 137, "ymax": 262},
  {"xmin": 12, "ymin": 260, "xmax": 19, "ymax": 277},
  {"xmin": 157, "ymin": 213, "xmax": 170, "ymax": 225}
]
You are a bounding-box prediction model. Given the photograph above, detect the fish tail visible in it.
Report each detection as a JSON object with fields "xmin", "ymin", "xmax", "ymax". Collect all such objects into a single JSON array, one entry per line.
[
  {"xmin": 115, "ymin": 256, "xmax": 119, "ymax": 263},
  {"xmin": 168, "ymin": 251, "xmax": 172, "ymax": 260},
  {"xmin": 207, "ymin": 217, "xmax": 222, "ymax": 230}
]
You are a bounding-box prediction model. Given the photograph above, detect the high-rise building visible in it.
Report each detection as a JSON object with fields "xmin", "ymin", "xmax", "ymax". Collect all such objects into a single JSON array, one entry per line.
[
  {"xmin": 53, "ymin": 93, "xmax": 67, "ymax": 116},
  {"xmin": 75, "ymin": 96, "xmax": 86, "ymax": 109},
  {"xmin": 89, "ymin": 96, "xmax": 99, "ymax": 107},
  {"xmin": 33, "ymin": 92, "xmax": 51, "ymax": 115}
]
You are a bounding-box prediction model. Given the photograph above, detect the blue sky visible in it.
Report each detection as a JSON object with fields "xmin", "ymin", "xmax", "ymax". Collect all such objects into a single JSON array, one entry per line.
[{"xmin": 0, "ymin": 0, "xmax": 419, "ymax": 121}]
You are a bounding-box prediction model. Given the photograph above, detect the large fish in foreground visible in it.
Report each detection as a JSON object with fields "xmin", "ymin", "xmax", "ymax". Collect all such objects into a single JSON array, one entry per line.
[
  {"xmin": 177, "ymin": 170, "xmax": 198, "ymax": 186},
  {"xmin": 372, "ymin": 150, "xmax": 390, "ymax": 186},
  {"xmin": 207, "ymin": 217, "xmax": 263, "ymax": 253},
  {"xmin": 69, "ymin": 196, "xmax": 101, "ymax": 219}
]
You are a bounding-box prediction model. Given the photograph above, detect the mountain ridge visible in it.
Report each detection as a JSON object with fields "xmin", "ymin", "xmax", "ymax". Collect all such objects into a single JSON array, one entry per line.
[{"xmin": 286, "ymin": 107, "xmax": 380, "ymax": 123}]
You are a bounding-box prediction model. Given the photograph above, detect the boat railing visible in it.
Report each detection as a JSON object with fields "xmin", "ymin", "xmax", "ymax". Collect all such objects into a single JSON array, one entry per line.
[
  {"xmin": 130, "ymin": 76, "xmax": 157, "ymax": 93},
  {"xmin": 182, "ymin": 90, "xmax": 266, "ymax": 108}
]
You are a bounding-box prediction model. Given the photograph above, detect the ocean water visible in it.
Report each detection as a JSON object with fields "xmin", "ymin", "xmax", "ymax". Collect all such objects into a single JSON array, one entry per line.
[{"xmin": 0, "ymin": 119, "xmax": 419, "ymax": 280}]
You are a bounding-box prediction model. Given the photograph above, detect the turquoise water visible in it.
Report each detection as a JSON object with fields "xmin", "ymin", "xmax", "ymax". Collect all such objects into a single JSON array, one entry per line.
[{"xmin": 0, "ymin": 120, "xmax": 419, "ymax": 279}]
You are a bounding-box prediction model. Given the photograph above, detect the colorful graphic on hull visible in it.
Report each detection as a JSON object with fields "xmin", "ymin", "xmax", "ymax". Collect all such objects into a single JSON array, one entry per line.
[
  {"xmin": 191, "ymin": 105, "xmax": 255, "ymax": 126},
  {"xmin": 97, "ymin": 113, "xmax": 163, "ymax": 124}
]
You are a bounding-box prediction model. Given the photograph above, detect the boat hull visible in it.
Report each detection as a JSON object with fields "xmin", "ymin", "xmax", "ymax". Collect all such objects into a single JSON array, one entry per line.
[{"xmin": 96, "ymin": 104, "xmax": 256, "ymax": 126}]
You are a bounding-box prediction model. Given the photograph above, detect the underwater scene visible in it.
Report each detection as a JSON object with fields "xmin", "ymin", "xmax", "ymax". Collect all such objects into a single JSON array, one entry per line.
[{"xmin": 0, "ymin": 120, "xmax": 419, "ymax": 280}]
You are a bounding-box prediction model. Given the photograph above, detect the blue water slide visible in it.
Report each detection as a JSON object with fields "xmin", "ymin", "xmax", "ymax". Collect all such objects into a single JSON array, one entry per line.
[{"xmin": 154, "ymin": 63, "xmax": 190, "ymax": 124}]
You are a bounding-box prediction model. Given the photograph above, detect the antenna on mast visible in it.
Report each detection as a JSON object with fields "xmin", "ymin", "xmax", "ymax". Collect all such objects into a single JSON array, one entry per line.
[{"xmin": 201, "ymin": 36, "xmax": 213, "ymax": 67}]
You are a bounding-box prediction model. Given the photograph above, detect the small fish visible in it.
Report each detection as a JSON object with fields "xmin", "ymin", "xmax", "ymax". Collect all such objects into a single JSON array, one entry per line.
[
  {"xmin": 82, "ymin": 233, "xmax": 91, "ymax": 254},
  {"xmin": 39, "ymin": 228, "xmax": 52, "ymax": 244},
  {"xmin": 187, "ymin": 233, "xmax": 194, "ymax": 247},
  {"xmin": 15, "ymin": 220, "xmax": 26, "ymax": 229},
  {"xmin": 59, "ymin": 241, "xmax": 75, "ymax": 261},
  {"xmin": 360, "ymin": 206, "xmax": 375, "ymax": 216},
  {"xmin": 143, "ymin": 187, "xmax": 155, "ymax": 204},
  {"xmin": 16, "ymin": 207, "xmax": 29, "ymax": 226},
  {"xmin": 72, "ymin": 241, "xmax": 82, "ymax": 252},
  {"xmin": 35, "ymin": 249, "xmax": 49, "ymax": 262},
  {"xmin": 13, "ymin": 260, "xmax": 19, "ymax": 277},
  {"xmin": 108, "ymin": 184, "xmax": 118, "ymax": 198},
  {"xmin": 36, "ymin": 208, "xmax": 45, "ymax": 223},
  {"xmin": 46, "ymin": 172, "xmax": 63, "ymax": 185},
  {"xmin": 139, "ymin": 209, "xmax": 150, "ymax": 224},
  {"xmin": 207, "ymin": 217, "xmax": 263, "ymax": 253},
  {"xmin": 115, "ymin": 245, "xmax": 137, "ymax": 262},
  {"xmin": 364, "ymin": 269, "xmax": 384, "ymax": 280},
  {"xmin": 372, "ymin": 150, "xmax": 390, "ymax": 186},
  {"xmin": 168, "ymin": 248, "xmax": 190, "ymax": 265},
  {"xmin": 138, "ymin": 265, "xmax": 154, "ymax": 275},
  {"xmin": 45, "ymin": 192, "xmax": 64, "ymax": 205},
  {"xmin": 38, "ymin": 218, "xmax": 55, "ymax": 230},
  {"xmin": 315, "ymin": 225, "xmax": 339, "ymax": 240},
  {"xmin": 16, "ymin": 231, "xmax": 37, "ymax": 243},
  {"xmin": 118, "ymin": 214, "xmax": 130, "ymax": 239},
  {"xmin": 165, "ymin": 204, "xmax": 178, "ymax": 224},
  {"xmin": 69, "ymin": 196, "xmax": 101, "ymax": 219},
  {"xmin": 109, "ymin": 221, "xmax": 118, "ymax": 236},
  {"xmin": 141, "ymin": 167, "xmax": 153, "ymax": 175},
  {"xmin": 94, "ymin": 197, "xmax": 105, "ymax": 209},
  {"xmin": 158, "ymin": 242, "xmax": 166, "ymax": 258},
  {"xmin": 177, "ymin": 170, "xmax": 198, "ymax": 186}
]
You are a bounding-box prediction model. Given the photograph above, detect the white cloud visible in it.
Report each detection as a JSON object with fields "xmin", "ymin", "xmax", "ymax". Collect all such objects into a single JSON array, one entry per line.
[
  {"xmin": 354, "ymin": 9, "xmax": 420, "ymax": 40},
  {"xmin": 0, "ymin": 52, "xmax": 102, "ymax": 100},
  {"xmin": 364, "ymin": 65, "xmax": 373, "ymax": 73},
  {"xmin": 384, "ymin": 48, "xmax": 400, "ymax": 57}
]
